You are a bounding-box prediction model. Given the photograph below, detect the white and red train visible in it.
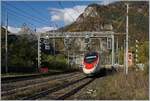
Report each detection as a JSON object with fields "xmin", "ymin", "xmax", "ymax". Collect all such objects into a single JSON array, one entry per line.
[{"xmin": 82, "ymin": 52, "xmax": 101, "ymax": 76}]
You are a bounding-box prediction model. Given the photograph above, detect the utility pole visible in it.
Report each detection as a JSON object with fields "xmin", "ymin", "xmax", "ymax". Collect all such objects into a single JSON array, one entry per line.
[
  {"xmin": 99, "ymin": 38, "xmax": 101, "ymax": 54},
  {"xmin": 53, "ymin": 33, "xmax": 55, "ymax": 55},
  {"xmin": 125, "ymin": 3, "xmax": 129, "ymax": 75},
  {"xmin": 68, "ymin": 51, "xmax": 69, "ymax": 68},
  {"xmin": 34, "ymin": 26, "xmax": 39, "ymax": 71},
  {"xmin": 5, "ymin": 12, "xmax": 8, "ymax": 73},
  {"xmin": 124, "ymin": 39, "xmax": 126, "ymax": 73},
  {"xmin": 52, "ymin": 23, "xmax": 57, "ymax": 56},
  {"xmin": 112, "ymin": 34, "xmax": 114, "ymax": 66},
  {"xmin": 34, "ymin": 26, "xmax": 36, "ymax": 32},
  {"xmin": 116, "ymin": 37, "xmax": 119, "ymax": 64},
  {"xmin": 37, "ymin": 33, "xmax": 41, "ymax": 70},
  {"xmin": 36, "ymin": 27, "xmax": 41, "ymax": 71}
]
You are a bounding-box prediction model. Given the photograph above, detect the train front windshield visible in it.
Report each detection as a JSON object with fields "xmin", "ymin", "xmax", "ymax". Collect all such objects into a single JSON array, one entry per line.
[{"xmin": 84, "ymin": 52, "xmax": 98, "ymax": 63}]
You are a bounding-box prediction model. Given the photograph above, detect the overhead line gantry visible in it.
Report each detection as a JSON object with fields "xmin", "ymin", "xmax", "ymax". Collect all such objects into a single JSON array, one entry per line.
[{"xmin": 38, "ymin": 31, "xmax": 126, "ymax": 69}]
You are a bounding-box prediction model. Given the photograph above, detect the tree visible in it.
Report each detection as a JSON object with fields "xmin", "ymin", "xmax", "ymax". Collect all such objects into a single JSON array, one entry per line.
[{"xmin": 8, "ymin": 33, "xmax": 37, "ymax": 73}]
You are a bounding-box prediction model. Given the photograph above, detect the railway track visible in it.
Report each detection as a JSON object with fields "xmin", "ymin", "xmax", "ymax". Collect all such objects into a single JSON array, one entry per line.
[
  {"xmin": 1, "ymin": 72, "xmax": 81, "ymax": 96},
  {"xmin": 22, "ymin": 77, "xmax": 95, "ymax": 100},
  {"xmin": 1, "ymin": 72, "xmax": 85, "ymax": 100},
  {"xmin": 1, "ymin": 71, "xmax": 75, "ymax": 84},
  {"xmin": 2, "ymin": 67, "xmax": 120, "ymax": 100},
  {"xmin": 55, "ymin": 78, "xmax": 95, "ymax": 100},
  {"xmin": 2, "ymin": 67, "xmax": 118, "ymax": 100},
  {"xmin": 2, "ymin": 71, "xmax": 80, "ymax": 92}
]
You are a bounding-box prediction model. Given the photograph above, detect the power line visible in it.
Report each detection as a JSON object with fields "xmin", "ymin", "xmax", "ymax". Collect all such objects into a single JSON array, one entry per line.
[
  {"xmin": 8, "ymin": 11, "xmax": 36, "ymax": 28},
  {"xmin": 25, "ymin": 1, "xmax": 61, "ymax": 30},
  {"xmin": 6, "ymin": 2, "xmax": 49, "ymax": 25},
  {"xmin": 71, "ymin": 1, "xmax": 81, "ymax": 13},
  {"xmin": 23, "ymin": 1, "xmax": 58, "ymax": 27},
  {"xmin": 58, "ymin": 1, "xmax": 75, "ymax": 22},
  {"xmin": 3, "ymin": 7, "xmax": 36, "ymax": 32},
  {"xmin": 3, "ymin": 2, "xmax": 49, "ymax": 25},
  {"xmin": 4, "ymin": 6, "xmax": 47, "ymax": 26},
  {"xmin": 22, "ymin": 1, "xmax": 50, "ymax": 23}
]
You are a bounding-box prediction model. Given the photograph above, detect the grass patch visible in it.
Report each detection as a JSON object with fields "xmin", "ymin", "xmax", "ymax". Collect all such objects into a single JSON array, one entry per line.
[{"xmin": 96, "ymin": 70, "xmax": 149, "ymax": 100}]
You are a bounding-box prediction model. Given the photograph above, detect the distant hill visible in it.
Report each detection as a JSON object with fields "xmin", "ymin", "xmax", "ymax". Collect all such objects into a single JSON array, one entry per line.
[{"xmin": 58, "ymin": 1, "xmax": 148, "ymax": 46}]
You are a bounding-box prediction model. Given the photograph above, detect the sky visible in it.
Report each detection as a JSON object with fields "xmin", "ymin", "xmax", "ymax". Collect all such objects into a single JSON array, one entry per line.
[{"xmin": 1, "ymin": 0, "xmax": 117, "ymax": 33}]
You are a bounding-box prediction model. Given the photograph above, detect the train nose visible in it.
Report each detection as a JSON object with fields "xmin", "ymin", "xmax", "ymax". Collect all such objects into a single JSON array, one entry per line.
[{"xmin": 85, "ymin": 63, "xmax": 94, "ymax": 69}]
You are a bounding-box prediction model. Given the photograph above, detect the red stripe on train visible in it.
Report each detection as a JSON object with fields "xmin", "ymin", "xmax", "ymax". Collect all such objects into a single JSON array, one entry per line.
[{"xmin": 83, "ymin": 60, "xmax": 98, "ymax": 69}]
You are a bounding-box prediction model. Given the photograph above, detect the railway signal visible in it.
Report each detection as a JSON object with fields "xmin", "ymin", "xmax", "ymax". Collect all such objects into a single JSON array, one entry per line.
[
  {"xmin": 85, "ymin": 34, "xmax": 90, "ymax": 43},
  {"xmin": 107, "ymin": 38, "xmax": 112, "ymax": 49},
  {"xmin": 64, "ymin": 35, "xmax": 71, "ymax": 50},
  {"xmin": 43, "ymin": 39, "xmax": 50, "ymax": 50},
  {"xmin": 45, "ymin": 44, "xmax": 50, "ymax": 50},
  {"xmin": 84, "ymin": 34, "xmax": 91, "ymax": 50},
  {"xmin": 64, "ymin": 35, "xmax": 72, "ymax": 67}
]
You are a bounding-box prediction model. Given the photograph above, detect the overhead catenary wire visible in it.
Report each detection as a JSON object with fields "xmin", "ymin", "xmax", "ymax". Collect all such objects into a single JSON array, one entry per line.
[
  {"xmin": 23, "ymin": 1, "xmax": 60, "ymax": 30},
  {"xmin": 22, "ymin": 1, "xmax": 51, "ymax": 23},
  {"xmin": 71, "ymin": 1, "xmax": 81, "ymax": 13},
  {"xmin": 3, "ymin": 2, "xmax": 49, "ymax": 26},
  {"xmin": 22, "ymin": 1, "xmax": 59, "ymax": 30},
  {"xmin": 58, "ymin": 1, "xmax": 75, "ymax": 22},
  {"xmin": 4, "ymin": 7, "xmax": 47, "ymax": 26},
  {"xmin": 3, "ymin": 7, "xmax": 37, "ymax": 33},
  {"xmin": 5, "ymin": 2, "xmax": 49, "ymax": 25},
  {"xmin": 7, "ymin": 12, "xmax": 36, "ymax": 31}
]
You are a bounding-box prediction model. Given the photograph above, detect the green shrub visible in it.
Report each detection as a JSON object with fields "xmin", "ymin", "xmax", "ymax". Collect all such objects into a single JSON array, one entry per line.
[{"xmin": 41, "ymin": 53, "xmax": 69, "ymax": 71}]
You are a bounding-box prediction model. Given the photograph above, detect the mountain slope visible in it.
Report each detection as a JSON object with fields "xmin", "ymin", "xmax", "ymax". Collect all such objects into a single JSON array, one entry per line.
[{"xmin": 58, "ymin": 1, "xmax": 148, "ymax": 45}]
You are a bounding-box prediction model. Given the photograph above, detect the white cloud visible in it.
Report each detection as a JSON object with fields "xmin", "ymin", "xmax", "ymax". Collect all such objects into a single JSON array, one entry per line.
[
  {"xmin": 8, "ymin": 26, "xmax": 21, "ymax": 34},
  {"xmin": 100, "ymin": 0, "xmax": 117, "ymax": 5},
  {"xmin": 36, "ymin": 26, "xmax": 57, "ymax": 33},
  {"xmin": 49, "ymin": 5, "xmax": 87, "ymax": 25},
  {"xmin": 51, "ymin": 15, "xmax": 62, "ymax": 21},
  {"xmin": 6, "ymin": 26, "xmax": 56, "ymax": 34}
]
